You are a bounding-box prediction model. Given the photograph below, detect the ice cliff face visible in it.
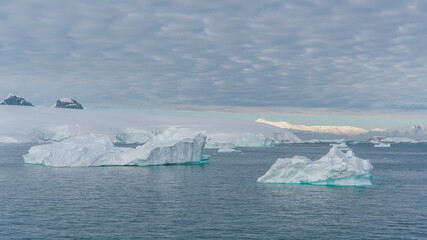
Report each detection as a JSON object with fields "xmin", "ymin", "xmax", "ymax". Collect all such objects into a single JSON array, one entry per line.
[
  {"xmin": 0, "ymin": 94, "xmax": 33, "ymax": 106},
  {"xmin": 257, "ymin": 146, "xmax": 373, "ymax": 186},
  {"xmin": 54, "ymin": 98, "xmax": 83, "ymax": 109},
  {"xmin": 24, "ymin": 131, "xmax": 207, "ymax": 167}
]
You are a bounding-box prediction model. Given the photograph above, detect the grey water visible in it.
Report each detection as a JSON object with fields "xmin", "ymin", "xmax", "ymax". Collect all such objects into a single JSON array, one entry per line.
[{"xmin": 0, "ymin": 143, "xmax": 426, "ymax": 239}]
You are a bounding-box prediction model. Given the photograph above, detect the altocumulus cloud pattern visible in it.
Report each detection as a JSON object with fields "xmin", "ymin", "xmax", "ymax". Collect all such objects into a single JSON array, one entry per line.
[{"xmin": 1, "ymin": 0, "xmax": 427, "ymax": 112}]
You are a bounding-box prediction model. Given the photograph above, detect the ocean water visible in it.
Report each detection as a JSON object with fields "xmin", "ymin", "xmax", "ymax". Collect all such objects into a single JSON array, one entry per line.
[{"xmin": 0, "ymin": 143, "xmax": 426, "ymax": 239}]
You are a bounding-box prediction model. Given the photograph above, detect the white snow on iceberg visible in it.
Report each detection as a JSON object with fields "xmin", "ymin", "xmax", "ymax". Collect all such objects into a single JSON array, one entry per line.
[
  {"xmin": 257, "ymin": 146, "xmax": 373, "ymax": 186},
  {"xmin": 24, "ymin": 129, "xmax": 207, "ymax": 167}
]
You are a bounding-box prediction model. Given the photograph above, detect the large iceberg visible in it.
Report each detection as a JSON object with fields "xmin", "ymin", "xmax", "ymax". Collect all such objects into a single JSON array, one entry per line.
[
  {"xmin": 257, "ymin": 146, "xmax": 373, "ymax": 186},
  {"xmin": 24, "ymin": 130, "xmax": 207, "ymax": 167}
]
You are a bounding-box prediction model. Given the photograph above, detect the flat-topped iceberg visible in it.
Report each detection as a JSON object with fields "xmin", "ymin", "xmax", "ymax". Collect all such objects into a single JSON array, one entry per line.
[
  {"xmin": 24, "ymin": 130, "xmax": 207, "ymax": 167},
  {"xmin": 257, "ymin": 146, "xmax": 373, "ymax": 186}
]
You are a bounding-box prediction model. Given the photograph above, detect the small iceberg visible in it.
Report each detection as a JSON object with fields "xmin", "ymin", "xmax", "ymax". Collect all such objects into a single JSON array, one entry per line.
[
  {"xmin": 257, "ymin": 146, "xmax": 373, "ymax": 186},
  {"xmin": 329, "ymin": 142, "xmax": 350, "ymax": 151},
  {"xmin": 330, "ymin": 142, "xmax": 348, "ymax": 148},
  {"xmin": 24, "ymin": 130, "xmax": 207, "ymax": 167},
  {"xmin": 217, "ymin": 148, "xmax": 241, "ymax": 153},
  {"xmin": 374, "ymin": 142, "xmax": 391, "ymax": 148}
]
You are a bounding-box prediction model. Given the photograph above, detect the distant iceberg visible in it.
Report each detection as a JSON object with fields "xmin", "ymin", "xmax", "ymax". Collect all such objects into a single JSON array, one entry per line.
[
  {"xmin": 374, "ymin": 143, "xmax": 391, "ymax": 148},
  {"xmin": 115, "ymin": 128, "xmax": 159, "ymax": 144},
  {"xmin": 24, "ymin": 130, "xmax": 207, "ymax": 167},
  {"xmin": 217, "ymin": 148, "xmax": 241, "ymax": 153},
  {"xmin": 304, "ymin": 139, "xmax": 346, "ymax": 143},
  {"xmin": 234, "ymin": 134, "xmax": 275, "ymax": 147},
  {"xmin": 205, "ymin": 132, "xmax": 292, "ymax": 150},
  {"xmin": 257, "ymin": 146, "xmax": 373, "ymax": 186},
  {"xmin": 330, "ymin": 142, "xmax": 348, "ymax": 148},
  {"xmin": 32, "ymin": 125, "xmax": 82, "ymax": 142},
  {"xmin": 329, "ymin": 142, "xmax": 350, "ymax": 151}
]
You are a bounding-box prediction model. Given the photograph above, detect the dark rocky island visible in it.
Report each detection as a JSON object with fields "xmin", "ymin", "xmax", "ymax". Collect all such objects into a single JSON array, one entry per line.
[
  {"xmin": 0, "ymin": 94, "xmax": 34, "ymax": 106},
  {"xmin": 54, "ymin": 98, "xmax": 83, "ymax": 109}
]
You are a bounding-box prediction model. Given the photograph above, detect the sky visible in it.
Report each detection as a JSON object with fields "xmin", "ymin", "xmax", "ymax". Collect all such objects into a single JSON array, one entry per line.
[{"xmin": 1, "ymin": 0, "xmax": 427, "ymax": 129}]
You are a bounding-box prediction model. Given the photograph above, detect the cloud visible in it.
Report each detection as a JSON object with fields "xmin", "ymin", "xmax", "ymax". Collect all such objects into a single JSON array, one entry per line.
[{"xmin": 0, "ymin": 0, "xmax": 427, "ymax": 114}]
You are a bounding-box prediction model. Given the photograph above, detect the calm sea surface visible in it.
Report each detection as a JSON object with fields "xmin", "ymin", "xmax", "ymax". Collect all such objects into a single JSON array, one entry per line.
[{"xmin": 0, "ymin": 143, "xmax": 426, "ymax": 239}]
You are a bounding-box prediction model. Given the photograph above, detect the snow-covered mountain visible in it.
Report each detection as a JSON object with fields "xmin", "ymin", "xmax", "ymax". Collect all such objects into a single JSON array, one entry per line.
[
  {"xmin": 256, "ymin": 118, "xmax": 382, "ymax": 135},
  {"xmin": 0, "ymin": 93, "xmax": 33, "ymax": 106},
  {"xmin": 54, "ymin": 98, "xmax": 83, "ymax": 109},
  {"xmin": 256, "ymin": 118, "xmax": 427, "ymax": 142}
]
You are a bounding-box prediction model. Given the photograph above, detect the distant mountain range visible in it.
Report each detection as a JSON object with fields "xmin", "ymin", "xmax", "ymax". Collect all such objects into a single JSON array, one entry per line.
[
  {"xmin": 257, "ymin": 118, "xmax": 427, "ymax": 141},
  {"xmin": 0, "ymin": 94, "xmax": 34, "ymax": 106},
  {"xmin": 256, "ymin": 118, "xmax": 384, "ymax": 135},
  {"xmin": 0, "ymin": 94, "xmax": 83, "ymax": 109}
]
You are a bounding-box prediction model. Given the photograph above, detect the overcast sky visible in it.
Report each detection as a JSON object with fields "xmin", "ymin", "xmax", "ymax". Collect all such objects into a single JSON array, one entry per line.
[{"xmin": 1, "ymin": 0, "xmax": 427, "ymax": 125}]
